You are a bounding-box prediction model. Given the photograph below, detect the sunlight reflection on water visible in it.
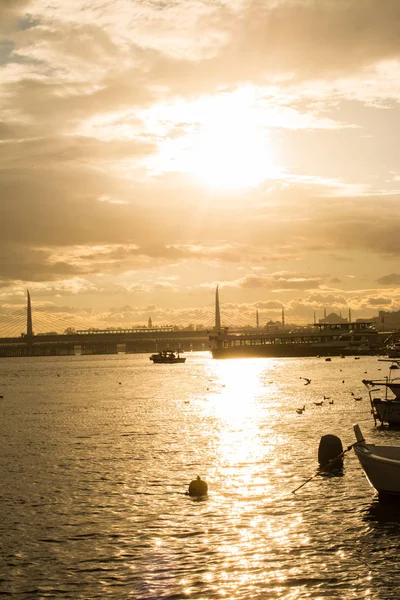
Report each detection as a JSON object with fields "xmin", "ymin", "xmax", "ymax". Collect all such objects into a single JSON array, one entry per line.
[{"xmin": 0, "ymin": 353, "xmax": 399, "ymax": 598}]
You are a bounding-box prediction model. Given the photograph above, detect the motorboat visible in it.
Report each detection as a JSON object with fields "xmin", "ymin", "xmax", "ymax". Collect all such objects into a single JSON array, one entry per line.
[
  {"xmin": 353, "ymin": 424, "xmax": 400, "ymax": 496},
  {"xmin": 149, "ymin": 350, "xmax": 186, "ymax": 364},
  {"xmin": 362, "ymin": 359, "xmax": 400, "ymax": 426},
  {"xmin": 387, "ymin": 342, "xmax": 400, "ymax": 359}
]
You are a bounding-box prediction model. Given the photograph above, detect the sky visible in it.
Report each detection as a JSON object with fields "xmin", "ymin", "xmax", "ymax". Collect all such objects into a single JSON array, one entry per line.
[{"xmin": 1, "ymin": 0, "xmax": 400, "ymax": 333}]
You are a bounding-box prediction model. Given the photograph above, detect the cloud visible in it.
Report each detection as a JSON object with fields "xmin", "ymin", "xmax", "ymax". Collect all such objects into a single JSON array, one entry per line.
[
  {"xmin": 220, "ymin": 0, "xmax": 400, "ymax": 81},
  {"xmin": 221, "ymin": 272, "xmax": 326, "ymax": 291},
  {"xmin": 368, "ymin": 296, "xmax": 393, "ymax": 306},
  {"xmin": 377, "ymin": 273, "xmax": 400, "ymax": 285},
  {"xmin": 0, "ymin": 1, "xmax": 31, "ymax": 36},
  {"xmin": 1, "ymin": 0, "xmax": 400, "ymax": 326}
]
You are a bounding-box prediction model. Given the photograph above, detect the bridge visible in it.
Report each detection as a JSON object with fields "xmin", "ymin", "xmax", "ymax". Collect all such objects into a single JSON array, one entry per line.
[{"xmin": 0, "ymin": 288, "xmax": 250, "ymax": 357}]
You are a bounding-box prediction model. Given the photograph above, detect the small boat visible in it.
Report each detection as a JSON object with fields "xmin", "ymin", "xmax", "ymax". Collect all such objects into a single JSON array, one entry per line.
[
  {"xmin": 386, "ymin": 341, "xmax": 400, "ymax": 359},
  {"xmin": 362, "ymin": 360, "xmax": 400, "ymax": 426},
  {"xmin": 149, "ymin": 350, "xmax": 186, "ymax": 364},
  {"xmin": 353, "ymin": 424, "xmax": 400, "ymax": 497}
]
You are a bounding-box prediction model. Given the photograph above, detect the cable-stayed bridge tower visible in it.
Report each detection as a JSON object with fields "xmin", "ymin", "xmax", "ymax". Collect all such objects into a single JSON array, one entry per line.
[
  {"xmin": 215, "ymin": 285, "xmax": 221, "ymax": 331},
  {"xmin": 26, "ymin": 289, "xmax": 33, "ymax": 339}
]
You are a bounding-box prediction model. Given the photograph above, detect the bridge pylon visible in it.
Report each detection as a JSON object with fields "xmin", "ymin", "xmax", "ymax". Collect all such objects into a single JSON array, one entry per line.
[{"xmin": 26, "ymin": 289, "xmax": 33, "ymax": 343}]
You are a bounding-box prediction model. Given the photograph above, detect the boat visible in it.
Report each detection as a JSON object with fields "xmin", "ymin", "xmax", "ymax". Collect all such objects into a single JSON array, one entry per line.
[
  {"xmin": 387, "ymin": 342, "xmax": 400, "ymax": 359},
  {"xmin": 149, "ymin": 350, "xmax": 186, "ymax": 364},
  {"xmin": 353, "ymin": 424, "xmax": 400, "ymax": 496},
  {"xmin": 362, "ymin": 360, "xmax": 400, "ymax": 426}
]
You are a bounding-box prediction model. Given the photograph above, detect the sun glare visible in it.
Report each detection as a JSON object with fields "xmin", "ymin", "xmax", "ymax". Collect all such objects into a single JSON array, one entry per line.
[{"xmin": 148, "ymin": 88, "xmax": 279, "ymax": 190}]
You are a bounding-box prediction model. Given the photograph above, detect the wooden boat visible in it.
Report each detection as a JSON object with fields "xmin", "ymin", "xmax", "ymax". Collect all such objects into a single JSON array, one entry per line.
[
  {"xmin": 362, "ymin": 360, "xmax": 400, "ymax": 426},
  {"xmin": 353, "ymin": 424, "xmax": 400, "ymax": 496},
  {"xmin": 149, "ymin": 350, "xmax": 186, "ymax": 364}
]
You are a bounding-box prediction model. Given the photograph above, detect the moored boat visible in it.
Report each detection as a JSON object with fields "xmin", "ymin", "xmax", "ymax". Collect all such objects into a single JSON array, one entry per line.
[
  {"xmin": 149, "ymin": 350, "xmax": 186, "ymax": 364},
  {"xmin": 362, "ymin": 360, "xmax": 400, "ymax": 426},
  {"xmin": 353, "ymin": 424, "xmax": 400, "ymax": 496},
  {"xmin": 387, "ymin": 342, "xmax": 400, "ymax": 359}
]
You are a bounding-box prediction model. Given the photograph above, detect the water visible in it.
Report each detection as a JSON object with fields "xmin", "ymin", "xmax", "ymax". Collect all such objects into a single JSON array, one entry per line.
[{"xmin": 1, "ymin": 353, "xmax": 400, "ymax": 599}]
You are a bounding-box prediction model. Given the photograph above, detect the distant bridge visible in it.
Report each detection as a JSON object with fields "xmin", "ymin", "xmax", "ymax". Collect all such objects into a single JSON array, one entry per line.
[{"xmin": 0, "ymin": 288, "xmax": 253, "ymax": 357}]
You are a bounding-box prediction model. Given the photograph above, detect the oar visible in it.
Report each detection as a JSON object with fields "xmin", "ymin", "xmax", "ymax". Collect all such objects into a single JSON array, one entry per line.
[{"xmin": 291, "ymin": 443, "xmax": 355, "ymax": 494}]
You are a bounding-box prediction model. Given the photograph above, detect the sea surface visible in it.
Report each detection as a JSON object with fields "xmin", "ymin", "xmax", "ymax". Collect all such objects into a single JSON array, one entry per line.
[{"xmin": 1, "ymin": 353, "xmax": 400, "ymax": 599}]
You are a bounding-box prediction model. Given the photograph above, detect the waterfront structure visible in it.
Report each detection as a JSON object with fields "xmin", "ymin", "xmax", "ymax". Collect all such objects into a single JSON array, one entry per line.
[{"xmin": 209, "ymin": 288, "xmax": 386, "ymax": 358}]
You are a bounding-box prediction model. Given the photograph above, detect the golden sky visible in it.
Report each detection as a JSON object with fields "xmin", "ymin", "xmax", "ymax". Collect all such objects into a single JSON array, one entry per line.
[{"xmin": 1, "ymin": 0, "xmax": 400, "ymax": 331}]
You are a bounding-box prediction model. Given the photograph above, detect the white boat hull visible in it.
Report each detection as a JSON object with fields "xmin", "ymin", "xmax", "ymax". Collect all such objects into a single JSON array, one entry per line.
[{"xmin": 354, "ymin": 428, "xmax": 400, "ymax": 496}]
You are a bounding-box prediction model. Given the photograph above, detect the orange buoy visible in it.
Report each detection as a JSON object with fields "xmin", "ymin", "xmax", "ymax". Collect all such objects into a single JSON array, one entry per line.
[{"xmin": 188, "ymin": 476, "xmax": 208, "ymax": 497}]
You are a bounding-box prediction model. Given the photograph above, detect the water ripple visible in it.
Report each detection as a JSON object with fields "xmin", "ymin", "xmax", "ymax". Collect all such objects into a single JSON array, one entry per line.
[{"xmin": 1, "ymin": 354, "xmax": 400, "ymax": 598}]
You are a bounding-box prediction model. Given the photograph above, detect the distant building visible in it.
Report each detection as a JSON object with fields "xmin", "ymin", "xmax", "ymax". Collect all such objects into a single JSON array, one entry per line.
[
  {"xmin": 318, "ymin": 312, "xmax": 348, "ymax": 324},
  {"xmin": 148, "ymin": 317, "xmax": 153, "ymax": 328},
  {"xmin": 264, "ymin": 320, "xmax": 282, "ymax": 331},
  {"xmin": 375, "ymin": 310, "xmax": 400, "ymax": 331}
]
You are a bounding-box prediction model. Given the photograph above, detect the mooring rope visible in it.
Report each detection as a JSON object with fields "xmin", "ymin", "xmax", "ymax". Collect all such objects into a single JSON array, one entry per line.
[{"xmin": 291, "ymin": 443, "xmax": 358, "ymax": 494}]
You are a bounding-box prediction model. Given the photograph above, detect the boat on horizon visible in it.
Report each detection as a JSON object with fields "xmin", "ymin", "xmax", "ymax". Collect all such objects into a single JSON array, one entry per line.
[
  {"xmin": 149, "ymin": 350, "xmax": 186, "ymax": 364},
  {"xmin": 353, "ymin": 424, "xmax": 400, "ymax": 497}
]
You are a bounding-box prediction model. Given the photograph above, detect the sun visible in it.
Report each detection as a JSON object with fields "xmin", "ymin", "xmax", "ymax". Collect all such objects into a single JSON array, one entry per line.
[
  {"xmin": 150, "ymin": 88, "xmax": 278, "ymax": 190},
  {"xmin": 185, "ymin": 119, "xmax": 274, "ymax": 190}
]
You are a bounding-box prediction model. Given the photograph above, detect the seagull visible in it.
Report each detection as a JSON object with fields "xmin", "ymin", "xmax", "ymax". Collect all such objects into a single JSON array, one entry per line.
[
  {"xmin": 323, "ymin": 395, "xmax": 330, "ymax": 400},
  {"xmin": 314, "ymin": 401, "xmax": 324, "ymax": 406},
  {"xmin": 354, "ymin": 397, "xmax": 362, "ymax": 401},
  {"xmin": 329, "ymin": 399, "xmax": 334, "ymax": 405},
  {"xmin": 296, "ymin": 405, "xmax": 305, "ymax": 414},
  {"xmin": 300, "ymin": 377, "xmax": 312, "ymax": 385}
]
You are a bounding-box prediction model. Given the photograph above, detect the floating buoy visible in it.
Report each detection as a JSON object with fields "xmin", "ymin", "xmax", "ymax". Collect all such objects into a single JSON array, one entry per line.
[
  {"xmin": 188, "ymin": 476, "xmax": 208, "ymax": 497},
  {"xmin": 318, "ymin": 434, "xmax": 344, "ymax": 471}
]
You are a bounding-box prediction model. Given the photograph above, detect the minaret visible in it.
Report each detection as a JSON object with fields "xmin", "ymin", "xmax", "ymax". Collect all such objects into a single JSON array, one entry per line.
[
  {"xmin": 348, "ymin": 307, "xmax": 352, "ymax": 323},
  {"xmin": 324, "ymin": 307, "xmax": 327, "ymax": 320},
  {"xmin": 26, "ymin": 289, "xmax": 33, "ymax": 337},
  {"xmin": 215, "ymin": 285, "xmax": 221, "ymax": 330},
  {"xmin": 256, "ymin": 309, "xmax": 259, "ymax": 329},
  {"xmin": 281, "ymin": 307, "xmax": 285, "ymax": 330},
  {"xmin": 314, "ymin": 310, "xmax": 316, "ymax": 325},
  {"xmin": 148, "ymin": 316, "xmax": 153, "ymax": 329}
]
